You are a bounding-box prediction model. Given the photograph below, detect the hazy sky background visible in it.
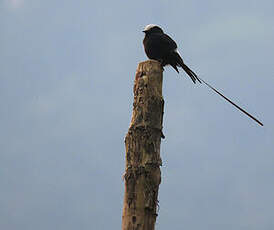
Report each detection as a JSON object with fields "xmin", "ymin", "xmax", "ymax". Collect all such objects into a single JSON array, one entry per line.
[{"xmin": 1, "ymin": 0, "xmax": 274, "ymax": 229}]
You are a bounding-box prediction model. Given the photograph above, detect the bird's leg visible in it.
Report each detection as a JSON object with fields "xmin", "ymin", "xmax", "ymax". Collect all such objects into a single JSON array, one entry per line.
[
  {"xmin": 159, "ymin": 59, "xmax": 165, "ymax": 66},
  {"xmin": 158, "ymin": 59, "xmax": 166, "ymax": 71}
]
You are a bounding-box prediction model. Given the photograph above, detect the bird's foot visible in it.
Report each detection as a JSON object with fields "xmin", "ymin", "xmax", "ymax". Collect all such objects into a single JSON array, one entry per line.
[{"xmin": 158, "ymin": 60, "xmax": 165, "ymax": 71}]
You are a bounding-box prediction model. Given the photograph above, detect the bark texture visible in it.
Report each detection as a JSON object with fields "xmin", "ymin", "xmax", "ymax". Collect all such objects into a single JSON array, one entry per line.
[{"xmin": 122, "ymin": 60, "xmax": 164, "ymax": 230}]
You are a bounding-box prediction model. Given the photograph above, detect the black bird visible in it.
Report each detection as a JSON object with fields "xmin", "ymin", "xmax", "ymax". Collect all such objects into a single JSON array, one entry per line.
[
  {"xmin": 143, "ymin": 24, "xmax": 201, "ymax": 84},
  {"xmin": 142, "ymin": 24, "xmax": 263, "ymax": 126}
]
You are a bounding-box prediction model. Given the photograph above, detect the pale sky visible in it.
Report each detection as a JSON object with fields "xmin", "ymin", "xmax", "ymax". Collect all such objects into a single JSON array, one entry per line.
[{"xmin": 1, "ymin": 0, "xmax": 274, "ymax": 229}]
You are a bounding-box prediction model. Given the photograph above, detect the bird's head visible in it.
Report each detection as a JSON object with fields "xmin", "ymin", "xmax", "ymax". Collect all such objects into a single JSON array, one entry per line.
[{"xmin": 143, "ymin": 24, "xmax": 164, "ymax": 34}]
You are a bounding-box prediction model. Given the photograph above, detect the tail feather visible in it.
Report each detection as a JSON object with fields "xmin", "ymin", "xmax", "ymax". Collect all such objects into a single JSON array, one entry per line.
[
  {"xmin": 174, "ymin": 52, "xmax": 201, "ymax": 84},
  {"xmin": 181, "ymin": 63, "xmax": 201, "ymax": 84},
  {"xmin": 167, "ymin": 52, "xmax": 263, "ymax": 126}
]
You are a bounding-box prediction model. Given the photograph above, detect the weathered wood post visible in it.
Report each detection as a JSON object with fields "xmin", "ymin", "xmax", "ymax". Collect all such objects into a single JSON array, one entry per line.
[{"xmin": 122, "ymin": 60, "xmax": 164, "ymax": 230}]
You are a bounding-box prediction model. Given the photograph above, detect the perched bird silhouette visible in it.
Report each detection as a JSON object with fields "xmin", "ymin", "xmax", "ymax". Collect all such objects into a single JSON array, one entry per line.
[
  {"xmin": 143, "ymin": 24, "xmax": 200, "ymax": 84},
  {"xmin": 142, "ymin": 24, "xmax": 263, "ymax": 126}
]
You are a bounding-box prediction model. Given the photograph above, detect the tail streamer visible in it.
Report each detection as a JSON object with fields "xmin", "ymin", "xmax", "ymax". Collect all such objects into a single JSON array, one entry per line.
[{"xmin": 197, "ymin": 76, "xmax": 263, "ymax": 126}]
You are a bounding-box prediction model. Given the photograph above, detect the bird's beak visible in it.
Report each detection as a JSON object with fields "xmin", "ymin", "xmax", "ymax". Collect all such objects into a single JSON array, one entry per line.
[{"xmin": 142, "ymin": 30, "xmax": 146, "ymax": 33}]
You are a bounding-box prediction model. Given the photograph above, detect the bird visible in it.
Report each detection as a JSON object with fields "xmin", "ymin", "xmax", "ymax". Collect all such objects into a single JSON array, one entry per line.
[
  {"xmin": 142, "ymin": 24, "xmax": 263, "ymax": 126},
  {"xmin": 143, "ymin": 24, "xmax": 201, "ymax": 84}
]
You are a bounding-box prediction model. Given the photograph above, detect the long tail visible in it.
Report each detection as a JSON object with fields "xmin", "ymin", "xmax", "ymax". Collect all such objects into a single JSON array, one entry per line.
[
  {"xmin": 197, "ymin": 76, "xmax": 264, "ymax": 126},
  {"xmin": 173, "ymin": 52, "xmax": 263, "ymax": 126},
  {"xmin": 181, "ymin": 63, "xmax": 202, "ymax": 84},
  {"xmin": 174, "ymin": 52, "xmax": 201, "ymax": 84}
]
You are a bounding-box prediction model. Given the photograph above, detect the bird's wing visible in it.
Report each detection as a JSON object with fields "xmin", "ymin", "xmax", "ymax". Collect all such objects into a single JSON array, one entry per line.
[
  {"xmin": 158, "ymin": 33, "xmax": 178, "ymax": 52},
  {"xmin": 145, "ymin": 33, "xmax": 178, "ymax": 60}
]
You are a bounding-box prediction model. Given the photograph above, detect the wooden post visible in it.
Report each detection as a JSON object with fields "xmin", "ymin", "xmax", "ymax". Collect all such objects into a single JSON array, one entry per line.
[{"xmin": 122, "ymin": 60, "xmax": 164, "ymax": 230}]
